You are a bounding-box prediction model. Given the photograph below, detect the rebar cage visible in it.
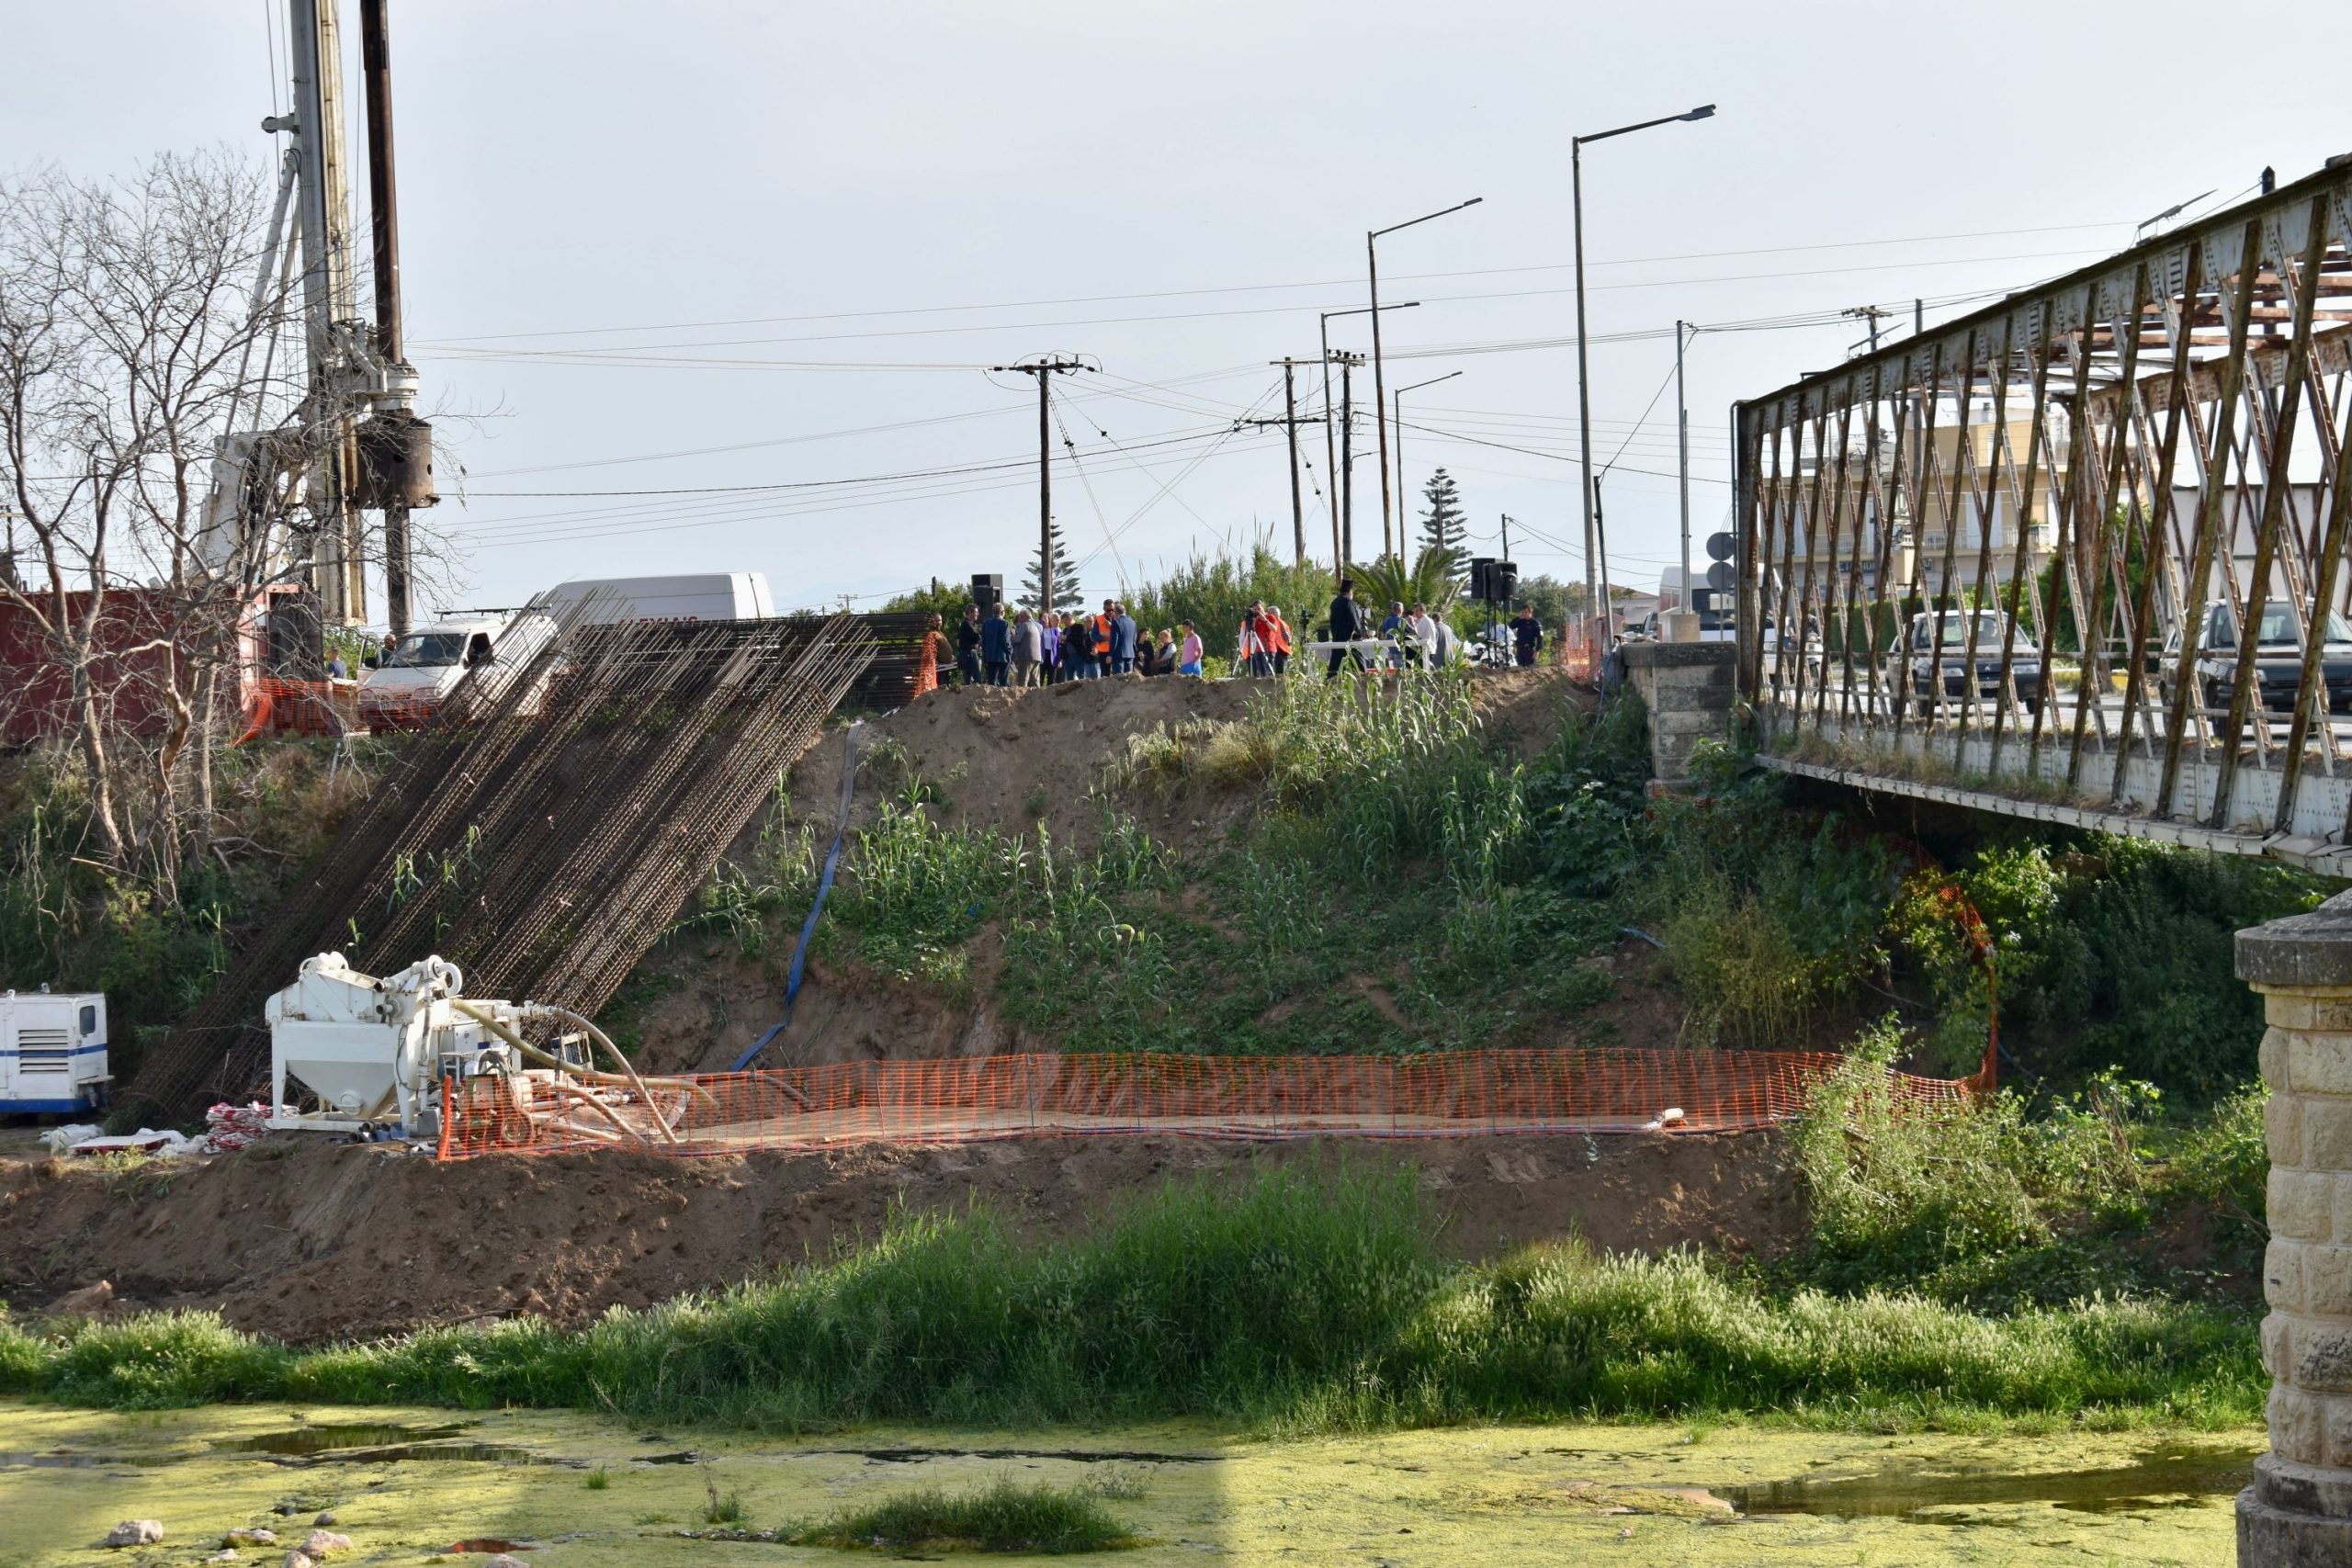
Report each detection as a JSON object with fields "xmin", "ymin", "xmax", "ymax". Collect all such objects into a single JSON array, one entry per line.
[{"xmin": 1736, "ymin": 160, "xmax": 2352, "ymax": 859}]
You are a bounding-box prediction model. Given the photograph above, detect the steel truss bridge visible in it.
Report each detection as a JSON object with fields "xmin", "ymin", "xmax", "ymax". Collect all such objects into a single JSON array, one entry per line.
[{"xmin": 1735, "ymin": 159, "xmax": 2352, "ymax": 877}]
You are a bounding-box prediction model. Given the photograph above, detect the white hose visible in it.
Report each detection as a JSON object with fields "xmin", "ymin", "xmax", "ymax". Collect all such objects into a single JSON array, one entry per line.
[
  {"xmin": 526, "ymin": 1003, "xmax": 721, "ymax": 1114},
  {"xmin": 452, "ymin": 998, "xmax": 682, "ymax": 1145}
]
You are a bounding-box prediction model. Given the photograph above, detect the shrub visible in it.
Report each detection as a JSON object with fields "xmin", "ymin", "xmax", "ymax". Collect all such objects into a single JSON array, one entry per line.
[
  {"xmin": 1790, "ymin": 1018, "xmax": 2164, "ymax": 1302},
  {"xmin": 786, "ymin": 1478, "xmax": 1139, "ymax": 1553},
  {"xmin": 1902, "ymin": 837, "xmax": 2326, "ymax": 1100}
]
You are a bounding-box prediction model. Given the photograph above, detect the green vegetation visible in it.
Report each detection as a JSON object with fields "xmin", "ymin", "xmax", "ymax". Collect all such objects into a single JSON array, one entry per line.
[
  {"xmin": 0, "ymin": 740, "xmax": 383, "ymax": 1078},
  {"xmin": 0, "ymin": 1167, "xmax": 2260, "ymax": 1432},
  {"xmin": 673, "ymin": 632, "xmax": 2324, "ymax": 1096},
  {"xmin": 783, "ymin": 1478, "xmax": 1141, "ymax": 1553},
  {"xmin": 1119, "ymin": 543, "xmax": 1333, "ymax": 648},
  {"xmin": 1783, "ymin": 1018, "xmax": 2272, "ymax": 1308}
]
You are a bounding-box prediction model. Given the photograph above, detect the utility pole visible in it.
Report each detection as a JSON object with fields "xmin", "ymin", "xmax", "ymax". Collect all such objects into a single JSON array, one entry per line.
[
  {"xmin": 1392, "ymin": 369, "xmax": 1464, "ymax": 561},
  {"xmin": 1842, "ymin": 303, "xmax": 1894, "ymax": 355},
  {"xmin": 1242, "ymin": 359, "xmax": 1323, "ymax": 568},
  {"xmin": 1283, "ymin": 358, "xmax": 1303, "ymax": 565},
  {"xmin": 1318, "ymin": 303, "xmax": 1417, "ymax": 583},
  {"xmin": 356, "ymin": 0, "xmax": 435, "ymax": 637},
  {"xmin": 1496, "ymin": 513, "xmax": 1514, "ymax": 650},
  {"xmin": 988, "ymin": 357, "xmax": 1090, "ymax": 613},
  {"xmin": 1367, "ymin": 199, "xmax": 1481, "ymax": 563},
  {"xmin": 287, "ymin": 0, "xmax": 363, "ymax": 627},
  {"xmin": 1669, "ymin": 319, "xmax": 1696, "ymax": 640},
  {"xmin": 1336, "ymin": 353, "xmax": 1364, "ymax": 566}
]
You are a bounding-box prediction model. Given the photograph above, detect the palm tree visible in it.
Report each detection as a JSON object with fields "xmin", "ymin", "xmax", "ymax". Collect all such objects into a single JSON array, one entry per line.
[{"xmin": 1350, "ymin": 547, "xmax": 1463, "ymax": 617}]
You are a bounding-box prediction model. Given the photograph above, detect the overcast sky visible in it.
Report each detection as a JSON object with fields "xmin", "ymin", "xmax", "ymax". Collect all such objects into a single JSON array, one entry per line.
[{"xmin": 8, "ymin": 2, "xmax": 2350, "ymax": 620}]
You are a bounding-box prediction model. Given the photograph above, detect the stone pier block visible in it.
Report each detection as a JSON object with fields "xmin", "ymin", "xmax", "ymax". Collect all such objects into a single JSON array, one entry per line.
[
  {"xmin": 2238, "ymin": 891, "xmax": 2352, "ymax": 1562},
  {"xmin": 1618, "ymin": 641, "xmax": 1737, "ymax": 787}
]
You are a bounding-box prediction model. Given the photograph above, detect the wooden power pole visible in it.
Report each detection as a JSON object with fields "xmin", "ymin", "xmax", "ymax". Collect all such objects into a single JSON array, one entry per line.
[
  {"xmin": 1243, "ymin": 358, "xmax": 1325, "ymax": 568},
  {"xmin": 989, "ymin": 356, "xmax": 1089, "ymax": 612}
]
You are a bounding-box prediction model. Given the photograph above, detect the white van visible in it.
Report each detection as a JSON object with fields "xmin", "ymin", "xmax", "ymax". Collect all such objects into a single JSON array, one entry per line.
[
  {"xmin": 358, "ymin": 610, "xmax": 557, "ymax": 729},
  {"xmin": 537, "ymin": 572, "xmax": 775, "ymax": 626}
]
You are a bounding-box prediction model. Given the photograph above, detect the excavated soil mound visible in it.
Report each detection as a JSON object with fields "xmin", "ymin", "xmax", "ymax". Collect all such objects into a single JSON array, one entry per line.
[
  {"xmin": 788, "ymin": 665, "xmax": 1586, "ymax": 853},
  {"xmin": 633, "ymin": 667, "xmax": 1595, "ymax": 1072},
  {"xmin": 0, "ymin": 1127, "xmax": 1799, "ymax": 1344}
]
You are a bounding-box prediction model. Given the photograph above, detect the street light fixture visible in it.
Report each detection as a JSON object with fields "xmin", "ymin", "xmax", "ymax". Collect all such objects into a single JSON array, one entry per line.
[
  {"xmin": 1393, "ymin": 370, "xmax": 1464, "ymax": 559},
  {"xmin": 1369, "ymin": 197, "xmax": 1483, "ymax": 564},
  {"xmin": 1321, "ymin": 300, "xmax": 1420, "ymax": 574},
  {"xmin": 1574, "ymin": 106, "xmax": 1713, "ymax": 637}
]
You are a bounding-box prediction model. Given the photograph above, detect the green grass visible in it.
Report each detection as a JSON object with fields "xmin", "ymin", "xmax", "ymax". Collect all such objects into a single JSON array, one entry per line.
[
  {"xmin": 783, "ymin": 1478, "xmax": 1140, "ymax": 1553},
  {"xmin": 0, "ymin": 1167, "xmax": 2259, "ymax": 1433}
]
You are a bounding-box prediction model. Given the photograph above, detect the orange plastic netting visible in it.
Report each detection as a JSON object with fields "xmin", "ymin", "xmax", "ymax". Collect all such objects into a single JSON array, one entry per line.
[{"xmin": 436, "ymin": 1046, "xmax": 1981, "ymax": 1158}]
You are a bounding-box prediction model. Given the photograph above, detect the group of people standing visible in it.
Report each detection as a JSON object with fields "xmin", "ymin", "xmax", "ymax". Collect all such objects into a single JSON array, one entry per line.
[
  {"xmin": 928, "ymin": 584, "xmax": 1548, "ymax": 691},
  {"xmin": 1235, "ymin": 601, "xmax": 1296, "ymax": 677},
  {"xmin": 943, "ymin": 598, "xmax": 1208, "ymax": 687},
  {"xmin": 1325, "ymin": 579, "xmax": 1545, "ymax": 673}
]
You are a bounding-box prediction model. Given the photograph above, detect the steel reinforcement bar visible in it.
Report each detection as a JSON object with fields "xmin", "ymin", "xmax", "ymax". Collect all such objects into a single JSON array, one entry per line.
[
  {"xmin": 119, "ymin": 608, "xmax": 873, "ymax": 1124},
  {"xmin": 1736, "ymin": 161, "xmax": 2352, "ymax": 853}
]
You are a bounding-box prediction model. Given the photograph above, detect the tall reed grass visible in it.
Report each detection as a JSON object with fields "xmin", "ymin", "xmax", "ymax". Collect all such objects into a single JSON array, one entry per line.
[{"xmin": 0, "ymin": 1167, "xmax": 2258, "ymax": 1432}]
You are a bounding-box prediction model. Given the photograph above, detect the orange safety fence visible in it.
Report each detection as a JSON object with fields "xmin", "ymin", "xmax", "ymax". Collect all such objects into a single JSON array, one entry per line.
[
  {"xmin": 234, "ymin": 677, "xmax": 360, "ymax": 742},
  {"xmin": 1557, "ymin": 619, "xmax": 1600, "ymax": 682},
  {"xmin": 436, "ymin": 1046, "xmax": 1977, "ymax": 1158}
]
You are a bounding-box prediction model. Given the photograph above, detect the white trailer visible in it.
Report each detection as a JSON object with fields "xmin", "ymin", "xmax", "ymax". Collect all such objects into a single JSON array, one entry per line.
[{"xmin": 0, "ymin": 988, "xmax": 109, "ymax": 1115}]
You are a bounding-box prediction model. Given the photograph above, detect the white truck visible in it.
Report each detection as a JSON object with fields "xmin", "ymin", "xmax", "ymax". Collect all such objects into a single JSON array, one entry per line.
[
  {"xmin": 357, "ymin": 609, "xmax": 556, "ymax": 730},
  {"xmin": 538, "ymin": 571, "xmax": 775, "ymax": 625},
  {"xmin": 356, "ymin": 575, "xmax": 775, "ymax": 729},
  {"xmin": 0, "ymin": 987, "xmax": 108, "ymax": 1115}
]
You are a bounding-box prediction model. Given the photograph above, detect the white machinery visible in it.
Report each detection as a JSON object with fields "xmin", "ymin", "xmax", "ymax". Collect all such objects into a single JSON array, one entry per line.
[
  {"xmin": 264, "ymin": 953, "xmax": 523, "ymax": 1134},
  {"xmin": 0, "ymin": 987, "xmax": 109, "ymax": 1115},
  {"xmin": 264, "ymin": 952, "xmax": 700, "ymax": 1144}
]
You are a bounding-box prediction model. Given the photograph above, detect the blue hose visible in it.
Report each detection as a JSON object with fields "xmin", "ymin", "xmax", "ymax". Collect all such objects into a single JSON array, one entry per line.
[{"xmin": 732, "ymin": 723, "xmax": 863, "ymax": 1072}]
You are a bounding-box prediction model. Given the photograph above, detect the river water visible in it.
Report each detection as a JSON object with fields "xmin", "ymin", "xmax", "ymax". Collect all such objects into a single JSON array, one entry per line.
[{"xmin": 0, "ymin": 1398, "xmax": 2253, "ymax": 1564}]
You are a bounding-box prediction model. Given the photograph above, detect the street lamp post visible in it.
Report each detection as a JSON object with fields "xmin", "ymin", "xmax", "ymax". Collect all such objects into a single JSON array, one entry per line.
[
  {"xmin": 1369, "ymin": 198, "xmax": 1482, "ymax": 564},
  {"xmin": 1321, "ymin": 300, "xmax": 1420, "ymax": 580},
  {"xmin": 1663, "ymin": 319, "xmax": 1701, "ymax": 643},
  {"xmin": 1574, "ymin": 105, "xmax": 1713, "ymax": 639},
  {"xmin": 1393, "ymin": 370, "xmax": 1464, "ymax": 560}
]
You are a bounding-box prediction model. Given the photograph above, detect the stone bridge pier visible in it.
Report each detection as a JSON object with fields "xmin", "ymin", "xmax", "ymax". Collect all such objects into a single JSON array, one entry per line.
[
  {"xmin": 2239, "ymin": 890, "xmax": 2352, "ymax": 1563},
  {"xmin": 1618, "ymin": 640, "xmax": 1736, "ymax": 788}
]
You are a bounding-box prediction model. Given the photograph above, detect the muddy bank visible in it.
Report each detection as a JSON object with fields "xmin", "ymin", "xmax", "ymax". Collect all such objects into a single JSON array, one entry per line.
[{"xmin": 0, "ymin": 1129, "xmax": 1798, "ymax": 1344}]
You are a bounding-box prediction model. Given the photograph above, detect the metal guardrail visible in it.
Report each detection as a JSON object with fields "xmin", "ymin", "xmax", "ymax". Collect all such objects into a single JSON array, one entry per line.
[{"xmin": 1736, "ymin": 160, "xmax": 2352, "ymax": 854}]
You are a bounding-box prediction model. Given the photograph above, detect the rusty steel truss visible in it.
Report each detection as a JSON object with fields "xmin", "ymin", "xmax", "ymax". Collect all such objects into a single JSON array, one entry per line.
[{"xmin": 1736, "ymin": 159, "xmax": 2352, "ymax": 869}]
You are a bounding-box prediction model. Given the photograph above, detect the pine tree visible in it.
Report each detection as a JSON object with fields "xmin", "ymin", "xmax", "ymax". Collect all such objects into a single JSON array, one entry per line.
[
  {"xmin": 1021, "ymin": 519, "xmax": 1084, "ymax": 613},
  {"xmin": 1419, "ymin": 468, "xmax": 1468, "ymax": 582}
]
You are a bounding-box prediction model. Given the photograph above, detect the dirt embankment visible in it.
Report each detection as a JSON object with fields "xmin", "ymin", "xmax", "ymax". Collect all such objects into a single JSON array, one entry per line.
[
  {"xmin": 632, "ymin": 668, "xmax": 1597, "ymax": 1074},
  {"xmin": 0, "ymin": 1128, "xmax": 1800, "ymax": 1344}
]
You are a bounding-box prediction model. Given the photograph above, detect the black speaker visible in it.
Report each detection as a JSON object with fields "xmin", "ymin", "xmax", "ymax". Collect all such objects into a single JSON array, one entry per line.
[
  {"xmin": 970, "ymin": 574, "xmax": 1003, "ymax": 612},
  {"xmin": 1468, "ymin": 557, "xmax": 1496, "ymax": 602},
  {"xmin": 1489, "ymin": 561, "xmax": 1519, "ymax": 604}
]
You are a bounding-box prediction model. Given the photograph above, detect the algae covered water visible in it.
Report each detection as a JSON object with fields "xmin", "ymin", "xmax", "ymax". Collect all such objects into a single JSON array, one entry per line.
[{"xmin": 0, "ymin": 1398, "xmax": 2251, "ymax": 1564}]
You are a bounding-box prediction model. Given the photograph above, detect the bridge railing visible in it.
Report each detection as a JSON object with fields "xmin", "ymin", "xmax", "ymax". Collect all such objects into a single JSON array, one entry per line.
[{"xmin": 1736, "ymin": 163, "xmax": 2352, "ymax": 859}]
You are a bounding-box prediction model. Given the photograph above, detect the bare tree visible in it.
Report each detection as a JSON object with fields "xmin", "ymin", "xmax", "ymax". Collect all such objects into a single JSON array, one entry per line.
[{"xmin": 0, "ymin": 152, "xmax": 325, "ymax": 897}]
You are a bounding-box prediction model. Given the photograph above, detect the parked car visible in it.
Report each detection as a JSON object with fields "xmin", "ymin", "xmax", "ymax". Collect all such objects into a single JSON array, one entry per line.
[
  {"xmin": 1888, "ymin": 610, "xmax": 2043, "ymax": 717},
  {"xmin": 2157, "ymin": 602, "xmax": 2352, "ymax": 716}
]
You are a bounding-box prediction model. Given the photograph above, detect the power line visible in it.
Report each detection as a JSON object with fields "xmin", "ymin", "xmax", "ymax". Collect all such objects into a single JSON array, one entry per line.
[
  {"xmin": 414, "ymin": 245, "xmax": 2118, "ymax": 364},
  {"xmin": 422, "ymin": 220, "xmax": 2132, "ymax": 346}
]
